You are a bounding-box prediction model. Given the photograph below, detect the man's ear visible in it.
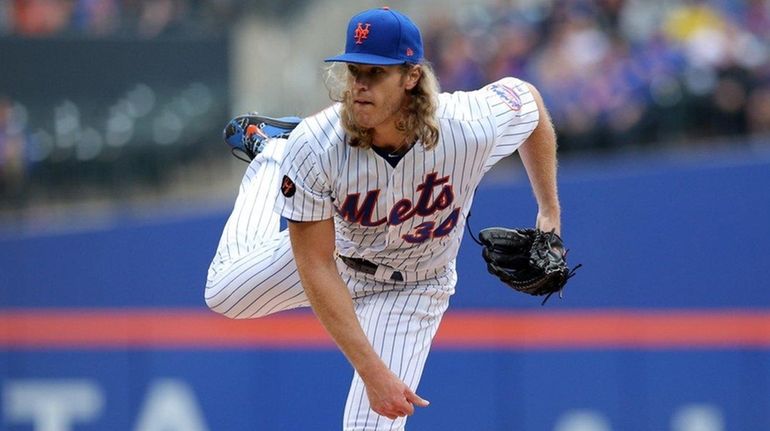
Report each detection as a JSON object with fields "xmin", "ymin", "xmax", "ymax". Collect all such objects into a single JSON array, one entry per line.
[{"xmin": 404, "ymin": 66, "xmax": 421, "ymax": 90}]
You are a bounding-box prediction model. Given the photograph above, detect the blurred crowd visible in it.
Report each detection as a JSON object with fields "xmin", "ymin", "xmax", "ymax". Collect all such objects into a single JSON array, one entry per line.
[
  {"xmin": 0, "ymin": 0, "xmax": 237, "ymax": 207},
  {"xmin": 0, "ymin": 0, "xmax": 240, "ymax": 38},
  {"xmin": 0, "ymin": 83, "xmax": 228, "ymax": 208},
  {"xmin": 0, "ymin": 0, "xmax": 310, "ymax": 38},
  {"xmin": 425, "ymin": 0, "xmax": 770, "ymax": 150},
  {"xmin": 3, "ymin": 0, "xmax": 770, "ymax": 209}
]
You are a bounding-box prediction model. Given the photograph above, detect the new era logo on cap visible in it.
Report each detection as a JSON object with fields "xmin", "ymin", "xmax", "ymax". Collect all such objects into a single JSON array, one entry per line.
[{"xmin": 325, "ymin": 7, "xmax": 424, "ymax": 65}]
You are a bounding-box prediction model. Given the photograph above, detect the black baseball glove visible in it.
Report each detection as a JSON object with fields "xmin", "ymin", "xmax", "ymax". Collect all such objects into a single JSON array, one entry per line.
[{"xmin": 478, "ymin": 227, "xmax": 580, "ymax": 305}]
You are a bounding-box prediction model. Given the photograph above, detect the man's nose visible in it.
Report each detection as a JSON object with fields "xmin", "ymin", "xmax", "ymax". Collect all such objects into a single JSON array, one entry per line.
[{"xmin": 354, "ymin": 75, "xmax": 370, "ymax": 90}]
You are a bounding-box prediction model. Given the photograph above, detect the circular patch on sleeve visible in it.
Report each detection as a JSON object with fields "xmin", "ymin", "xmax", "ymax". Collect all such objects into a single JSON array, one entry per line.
[{"xmin": 281, "ymin": 175, "xmax": 297, "ymax": 197}]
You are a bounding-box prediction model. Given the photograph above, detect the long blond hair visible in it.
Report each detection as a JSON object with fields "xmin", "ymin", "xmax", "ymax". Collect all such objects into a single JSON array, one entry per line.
[{"xmin": 325, "ymin": 62, "xmax": 441, "ymax": 150}]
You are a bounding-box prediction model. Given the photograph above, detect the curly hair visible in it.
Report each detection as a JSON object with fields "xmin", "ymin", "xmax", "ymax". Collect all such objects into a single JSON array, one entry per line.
[{"xmin": 325, "ymin": 62, "xmax": 441, "ymax": 150}]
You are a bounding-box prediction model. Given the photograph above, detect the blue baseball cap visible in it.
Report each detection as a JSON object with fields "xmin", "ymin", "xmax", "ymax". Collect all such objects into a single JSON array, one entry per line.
[{"xmin": 324, "ymin": 7, "xmax": 424, "ymax": 65}]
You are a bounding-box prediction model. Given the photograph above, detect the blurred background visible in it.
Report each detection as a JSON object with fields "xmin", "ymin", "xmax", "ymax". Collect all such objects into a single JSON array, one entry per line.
[{"xmin": 1, "ymin": 0, "xmax": 770, "ymax": 430}]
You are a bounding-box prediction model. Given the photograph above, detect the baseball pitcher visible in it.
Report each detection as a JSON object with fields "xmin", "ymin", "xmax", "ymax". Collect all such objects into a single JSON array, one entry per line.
[{"xmin": 205, "ymin": 7, "xmax": 574, "ymax": 430}]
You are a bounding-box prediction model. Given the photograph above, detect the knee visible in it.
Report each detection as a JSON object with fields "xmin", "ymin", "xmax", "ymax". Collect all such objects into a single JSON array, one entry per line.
[
  {"xmin": 204, "ymin": 280, "xmax": 241, "ymax": 319},
  {"xmin": 204, "ymin": 280, "xmax": 273, "ymax": 320},
  {"xmin": 205, "ymin": 295, "xmax": 247, "ymax": 319}
]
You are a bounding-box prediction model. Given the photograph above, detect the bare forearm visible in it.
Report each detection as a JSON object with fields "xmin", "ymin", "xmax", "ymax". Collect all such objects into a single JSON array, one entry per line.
[
  {"xmin": 520, "ymin": 83, "xmax": 561, "ymax": 232},
  {"xmin": 288, "ymin": 221, "xmax": 385, "ymax": 377},
  {"xmin": 302, "ymin": 258, "xmax": 383, "ymax": 373},
  {"xmin": 520, "ymin": 148, "xmax": 559, "ymax": 208}
]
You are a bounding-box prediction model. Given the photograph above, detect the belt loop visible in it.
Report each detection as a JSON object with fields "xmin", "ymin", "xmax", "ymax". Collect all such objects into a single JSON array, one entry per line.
[
  {"xmin": 374, "ymin": 264, "xmax": 390, "ymax": 280},
  {"xmin": 340, "ymin": 255, "xmax": 405, "ymax": 282},
  {"xmin": 373, "ymin": 265, "xmax": 404, "ymax": 282}
]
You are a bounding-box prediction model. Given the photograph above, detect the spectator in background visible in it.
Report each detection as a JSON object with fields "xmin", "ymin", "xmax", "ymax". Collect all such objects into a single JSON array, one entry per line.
[
  {"xmin": 3, "ymin": 0, "xmax": 233, "ymax": 38},
  {"xmin": 747, "ymin": 85, "xmax": 770, "ymax": 134},
  {"xmin": 71, "ymin": 0, "xmax": 119, "ymax": 36},
  {"xmin": 0, "ymin": 2, "xmax": 11, "ymax": 35},
  {"xmin": 133, "ymin": 0, "xmax": 189, "ymax": 38},
  {"xmin": 435, "ymin": 30, "xmax": 486, "ymax": 91},
  {"xmin": 0, "ymin": 96, "xmax": 27, "ymax": 199},
  {"xmin": 3, "ymin": 0, "xmax": 769, "ymax": 155},
  {"xmin": 11, "ymin": 0, "xmax": 76, "ymax": 36},
  {"xmin": 425, "ymin": 0, "xmax": 770, "ymax": 151}
]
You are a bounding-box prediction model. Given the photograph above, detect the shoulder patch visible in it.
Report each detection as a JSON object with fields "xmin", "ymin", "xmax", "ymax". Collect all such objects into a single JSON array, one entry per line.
[
  {"xmin": 281, "ymin": 175, "xmax": 296, "ymax": 197},
  {"xmin": 487, "ymin": 82, "xmax": 522, "ymax": 111}
]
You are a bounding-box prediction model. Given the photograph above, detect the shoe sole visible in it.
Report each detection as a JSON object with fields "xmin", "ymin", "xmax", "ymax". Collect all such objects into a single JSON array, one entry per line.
[{"xmin": 239, "ymin": 115, "xmax": 301, "ymax": 131}]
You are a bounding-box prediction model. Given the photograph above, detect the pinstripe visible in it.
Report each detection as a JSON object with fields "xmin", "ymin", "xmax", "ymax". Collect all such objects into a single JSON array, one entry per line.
[
  {"xmin": 400, "ymin": 284, "xmax": 450, "ymax": 388},
  {"xmin": 397, "ymin": 290, "xmax": 431, "ymax": 383},
  {"xmin": 243, "ymin": 164, "xmax": 267, "ymax": 246},
  {"xmin": 466, "ymin": 120, "xmax": 482, "ymax": 192},
  {"xmin": 205, "ymin": 139, "xmax": 308, "ymax": 320},
  {"xmin": 207, "ymin": 77, "xmax": 540, "ymax": 430},
  {"xmin": 388, "ymin": 290, "xmax": 421, "ymax": 377},
  {"xmin": 258, "ymin": 292, "xmax": 308, "ymax": 317},
  {"xmin": 205, "ymin": 242, "xmax": 286, "ymax": 301},
  {"xmin": 232, "ymin": 260, "xmax": 300, "ymax": 317},
  {"xmin": 279, "ymin": 78, "xmax": 538, "ymax": 274},
  {"xmin": 312, "ymin": 112, "xmax": 336, "ymax": 145},
  {"xmin": 210, "ymin": 145, "xmax": 282, "ymax": 272},
  {"xmin": 245, "ymin": 279, "xmax": 305, "ymax": 318},
  {"xmin": 207, "ymin": 231, "xmax": 304, "ymax": 318},
  {"xmin": 205, "ymin": 233, "xmax": 283, "ymax": 288},
  {"xmin": 361, "ymin": 289, "xmax": 396, "ymax": 430},
  {"xmin": 457, "ymin": 121, "xmax": 469, "ymax": 193},
  {"xmin": 400, "ymin": 289, "xmax": 438, "ymax": 384},
  {"xmin": 359, "ymin": 289, "xmax": 395, "ymax": 428},
  {"xmin": 342, "ymin": 277, "xmax": 451, "ymax": 431},
  {"xmin": 226, "ymin": 161, "xmax": 257, "ymax": 258},
  {"xmin": 369, "ymin": 289, "xmax": 417, "ymax": 431},
  {"xmin": 346, "ymin": 284, "xmax": 377, "ymax": 425},
  {"xmin": 343, "ymin": 284, "xmax": 383, "ymax": 426}
]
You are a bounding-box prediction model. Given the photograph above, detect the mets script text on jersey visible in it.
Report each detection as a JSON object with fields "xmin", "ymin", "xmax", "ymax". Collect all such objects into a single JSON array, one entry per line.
[{"xmin": 337, "ymin": 172, "xmax": 461, "ymax": 243}]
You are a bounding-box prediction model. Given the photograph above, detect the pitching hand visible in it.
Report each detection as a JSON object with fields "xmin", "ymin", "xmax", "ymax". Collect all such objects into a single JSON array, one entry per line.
[{"xmin": 363, "ymin": 366, "xmax": 429, "ymax": 420}]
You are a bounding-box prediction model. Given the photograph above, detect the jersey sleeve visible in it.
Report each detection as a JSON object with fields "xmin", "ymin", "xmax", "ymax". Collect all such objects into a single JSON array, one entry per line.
[
  {"xmin": 275, "ymin": 122, "xmax": 335, "ymax": 222},
  {"xmin": 482, "ymin": 77, "xmax": 540, "ymax": 171}
]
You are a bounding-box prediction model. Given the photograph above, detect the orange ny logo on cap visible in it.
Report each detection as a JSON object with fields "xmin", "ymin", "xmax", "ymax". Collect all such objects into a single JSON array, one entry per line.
[{"xmin": 354, "ymin": 23, "xmax": 371, "ymax": 44}]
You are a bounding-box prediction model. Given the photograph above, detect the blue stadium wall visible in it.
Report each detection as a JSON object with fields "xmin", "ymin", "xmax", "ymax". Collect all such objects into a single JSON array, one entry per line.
[{"xmin": 2, "ymin": 146, "xmax": 770, "ymax": 430}]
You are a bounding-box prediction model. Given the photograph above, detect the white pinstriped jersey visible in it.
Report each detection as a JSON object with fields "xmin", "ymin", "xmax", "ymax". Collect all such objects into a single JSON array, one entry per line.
[{"xmin": 276, "ymin": 77, "xmax": 539, "ymax": 276}]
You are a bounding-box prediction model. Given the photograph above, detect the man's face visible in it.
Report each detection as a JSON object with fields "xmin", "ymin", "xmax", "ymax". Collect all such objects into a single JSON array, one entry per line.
[{"xmin": 347, "ymin": 64, "xmax": 417, "ymax": 130}]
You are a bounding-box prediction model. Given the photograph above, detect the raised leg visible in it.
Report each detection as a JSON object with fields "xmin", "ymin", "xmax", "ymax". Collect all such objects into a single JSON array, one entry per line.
[{"xmin": 205, "ymin": 139, "xmax": 309, "ymax": 318}]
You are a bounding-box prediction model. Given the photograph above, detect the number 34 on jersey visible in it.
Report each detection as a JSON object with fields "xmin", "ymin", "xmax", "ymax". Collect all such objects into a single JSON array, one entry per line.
[{"xmin": 336, "ymin": 172, "xmax": 461, "ymax": 244}]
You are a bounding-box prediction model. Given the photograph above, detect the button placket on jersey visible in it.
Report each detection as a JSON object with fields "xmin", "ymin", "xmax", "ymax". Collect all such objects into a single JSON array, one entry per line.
[{"xmin": 383, "ymin": 157, "xmax": 405, "ymax": 246}]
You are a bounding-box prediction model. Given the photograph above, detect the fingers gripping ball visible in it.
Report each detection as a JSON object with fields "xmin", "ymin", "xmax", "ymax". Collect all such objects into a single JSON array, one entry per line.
[{"xmin": 478, "ymin": 227, "xmax": 580, "ymax": 305}]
